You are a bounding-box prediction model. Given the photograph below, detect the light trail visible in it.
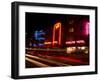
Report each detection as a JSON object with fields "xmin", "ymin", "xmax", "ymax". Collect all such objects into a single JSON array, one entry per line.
[
  {"xmin": 26, "ymin": 48, "xmax": 66, "ymax": 51},
  {"xmin": 25, "ymin": 57, "xmax": 49, "ymax": 67},
  {"xmin": 26, "ymin": 54, "xmax": 70, "ymax": 66}
]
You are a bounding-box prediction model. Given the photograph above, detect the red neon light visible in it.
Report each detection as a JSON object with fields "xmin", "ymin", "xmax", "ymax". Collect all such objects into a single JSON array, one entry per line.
[
  {"xmin": 44, "ymin": 42, "xmax": 52, "ymax": 44},
  {"xmin": 66, "ymin": 40, "xmax": 85, "ymax": 44},
  {"xmin": 55, "ymin": 23, "xmax": 60, "ymax": 29},
  {"xmin": 45, "ymin": 41, "xmax": 58, "ymax": 45},
  {"xmin": 58, "ymin": 23, "xmax": 61, "ymax": 45},
  {"xmin": 52, "ymin": 22, "xmax": 61, "ymax": 46},
  {"xmin": 76, "ymin": 40, "xmax": 85, "ymax": 43},
  {"xmin": 85, "ymin": 22, "xmax": 89, "ymax": 35},
  {"xmin": 52, "ymin": 26, "xmax": 55, "ymax": 46},
  {"xmin": 66, "ymin": 41, "xmax": 75, "ymax": 44}
]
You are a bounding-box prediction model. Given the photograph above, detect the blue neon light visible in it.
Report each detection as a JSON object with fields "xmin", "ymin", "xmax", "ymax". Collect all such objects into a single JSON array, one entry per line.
[
  {"xmin": 34, "ymin": 30, "xmax": 45, "ymax": 41},
  {"xmin": 32, "ymin": 44, "xmax": 37, "ymax": 47},
  {"xmin": 38, "ymin": 43, "xmax": 44, "ymax": 46},
  {"xmin": 33, "ymin": 30, "xmax": 46, "ymax": 47}
]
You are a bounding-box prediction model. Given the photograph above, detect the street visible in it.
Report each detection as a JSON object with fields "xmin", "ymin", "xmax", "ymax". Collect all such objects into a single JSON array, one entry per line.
[{"xmin": 25, "ymin": 48, "xmax": 89, "ymax": 68}]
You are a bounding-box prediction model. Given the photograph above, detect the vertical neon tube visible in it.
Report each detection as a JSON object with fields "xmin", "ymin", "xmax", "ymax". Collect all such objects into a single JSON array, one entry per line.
[
  {"xmin": 85, "ymin": 22, "xmax": 89, "ymax": 35},
  {"xmin": 52, "ymin": 22, "xmax": 61, "ymax": 46},
  {"xmin": 59, "ymin": 23, "xmax": 61, "ymax": 45},
  {"xmin": 52, "ymin": 27, "xmax": 55, "ymax": 46}
]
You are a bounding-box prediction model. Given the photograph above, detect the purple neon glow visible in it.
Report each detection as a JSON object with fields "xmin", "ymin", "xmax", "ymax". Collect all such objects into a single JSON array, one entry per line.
[{"xmin": 84, "ymin": 22, "xmax": 89, "ymax": 35}]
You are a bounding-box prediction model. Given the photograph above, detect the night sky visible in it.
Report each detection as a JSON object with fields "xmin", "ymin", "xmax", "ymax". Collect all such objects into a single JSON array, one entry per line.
[{"xmin": 25, "ymin": 12, "xmax": 89, "ymax": 35}]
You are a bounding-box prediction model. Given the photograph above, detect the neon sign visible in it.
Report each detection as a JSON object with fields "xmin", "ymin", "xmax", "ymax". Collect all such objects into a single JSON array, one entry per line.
[
  {"xmin": 85, "ymin": 22, "xmax": 89, "ymax": 35},
  {"xmin": 66, "ymin": 40, "xmax": 85, "ymax": 45},
  {"xmin": 34, "ymin": 30, "xmax": 45, "ymax": 41},
  {"xmin": 44, "ymin": 41, "xmax": 58, "ymax": 45},
  {"xmin": 52, "ymin": 22, "xmax": 61, "ymax": 46},
  {"xmin": 66, "ymin": 41, "xmax": 75, "ymax": 44},
  {"xmin": 34, "ymin": 30, "xmax": 45, "ymax": 47},
  {"xmin": 76, "ymin": 40, "xmax": 85, "ymax": 43}
]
